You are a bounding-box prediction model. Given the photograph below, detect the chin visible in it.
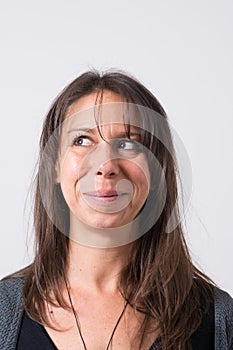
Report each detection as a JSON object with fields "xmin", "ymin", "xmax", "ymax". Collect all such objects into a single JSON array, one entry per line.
[
  {"xmin": 83, "ymin": 212, "xmax": 130, "ymax": 229},
  {"xmin": 87, "ymin": 218, "xmax": 123, "ymax": 229}
]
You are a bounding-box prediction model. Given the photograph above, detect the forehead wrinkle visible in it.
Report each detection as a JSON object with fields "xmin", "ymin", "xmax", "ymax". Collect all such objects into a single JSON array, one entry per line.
[{"xmin": 94, "ymin": 123, "xmax": 141, "ymax": 141}]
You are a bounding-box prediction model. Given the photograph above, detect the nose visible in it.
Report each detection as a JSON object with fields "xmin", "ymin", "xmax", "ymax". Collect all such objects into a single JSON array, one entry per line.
[
  {"xmin": 95, "ymin": 142, "xmax": 121, "ymax": 178},
  {"xmin": 96, "ymin": 159, "xmax": 120, "ymax": 178}
]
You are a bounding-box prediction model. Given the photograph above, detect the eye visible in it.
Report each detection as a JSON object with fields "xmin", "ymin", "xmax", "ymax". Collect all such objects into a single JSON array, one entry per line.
[
  {"xmin": 72, "ymin": 135, "xmax": 93, "ymax": 147},
  {"xmin": 118, "ymin": 139, "xmax": 140, "ymax": 151}
]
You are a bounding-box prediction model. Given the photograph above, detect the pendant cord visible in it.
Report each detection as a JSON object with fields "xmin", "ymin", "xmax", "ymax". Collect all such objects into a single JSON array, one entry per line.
[
  {"xmin": 64, "ymin": 275, "xmax": 128, "ymax": 350},
  {"xmin": 104, "ymin": 300, "xmax": 128, "ymax": 350},
  {"xmin": 64, "ymin": 276, "xmax": 87, "ymax": 350}
]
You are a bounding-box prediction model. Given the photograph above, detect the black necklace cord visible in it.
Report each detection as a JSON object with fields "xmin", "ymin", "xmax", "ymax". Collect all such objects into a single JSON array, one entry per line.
[
  {"xmin": 64, "ymin": 275, "xmax": 128, "ymax": 350},
  {"xmin": 105, "ymin": 300, "xmax": 128, "ymax": 350},
  {"xmin": 64, "ymin": 276, "xmax": 87, "ymax": 350}
]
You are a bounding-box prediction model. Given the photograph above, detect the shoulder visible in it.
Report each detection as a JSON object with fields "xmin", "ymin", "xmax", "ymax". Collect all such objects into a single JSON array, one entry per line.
[
  {"xmin": 0, "ymin": 277, "xmax": 24, "ymax": 349},
  {"xmin": 214, "ymin": 286, "xmax": 233, "ymax": 318},
  {"xmin": 0, "ymin": 277, "xmax": 24, "ymax": 303},
  {"xmin": 214, "ymin": 286, "xmax": 233, "ymax": 349},
  {"xmin": 214, "ymin": 285, "xmax": 233, "ymax": 301},
  {"xmin": 0, "ymin": 276, "xmax": 24, "ymax": 317}
]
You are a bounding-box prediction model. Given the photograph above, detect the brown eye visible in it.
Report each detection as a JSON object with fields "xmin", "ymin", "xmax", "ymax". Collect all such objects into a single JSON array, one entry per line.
[{"xmin": 72, "ymin": 136, "xmax": 93, "ymax": 147}]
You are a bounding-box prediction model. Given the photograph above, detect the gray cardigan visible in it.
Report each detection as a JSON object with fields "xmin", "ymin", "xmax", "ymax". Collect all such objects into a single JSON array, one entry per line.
[{"xmin": 0, "ymin": 277, "xmax": 233, "ymax": 350}]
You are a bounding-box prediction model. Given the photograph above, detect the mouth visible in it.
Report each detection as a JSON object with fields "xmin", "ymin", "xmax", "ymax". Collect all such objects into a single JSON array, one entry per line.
[{"xmin": 82, "ymin": 190, "xmax": 128, "ymax": 203}]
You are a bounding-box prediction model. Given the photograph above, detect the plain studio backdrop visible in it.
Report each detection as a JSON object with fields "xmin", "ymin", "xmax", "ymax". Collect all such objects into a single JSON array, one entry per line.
[{"xmin": 0, "ymin": 1, "xmax": 232, "ymax": 295}]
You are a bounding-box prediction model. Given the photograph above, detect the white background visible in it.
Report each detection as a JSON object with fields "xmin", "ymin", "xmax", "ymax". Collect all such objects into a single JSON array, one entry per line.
[{"xmin": 0, "ymin": 1, "xmax": 232, "ymax": 295}]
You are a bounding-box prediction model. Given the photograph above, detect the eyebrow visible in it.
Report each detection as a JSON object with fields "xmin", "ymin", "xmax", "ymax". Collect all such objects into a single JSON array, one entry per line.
[
  {"xmin": 67, "ymin": 128, "xmax": 141, "ymax": 138},
  {"xmin": 67, "ymin": 128, "xmax": 95, "ymax": 134}
]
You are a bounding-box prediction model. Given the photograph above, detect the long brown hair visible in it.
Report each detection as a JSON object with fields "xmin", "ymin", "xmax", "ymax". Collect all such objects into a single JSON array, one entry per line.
[{"xmin": 6, "ymin": 70, "xmax": 215, "ymax": 349}]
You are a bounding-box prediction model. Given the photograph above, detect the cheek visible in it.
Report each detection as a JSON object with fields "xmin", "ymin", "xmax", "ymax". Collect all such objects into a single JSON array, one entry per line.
[
  {"xmin": 59, "ymin": 154, "xmax": 82, "ymax": 210},
  {"xmin": 136, "ymin": 171, "xmax": 150, "ymax": 194},
  {"xmin": 60, "ymin": 152, "xmax": 81, "ymax": 184},
  {"xmin": 125, "ymin": 158, "xmax": 150, "ymax": 192}
]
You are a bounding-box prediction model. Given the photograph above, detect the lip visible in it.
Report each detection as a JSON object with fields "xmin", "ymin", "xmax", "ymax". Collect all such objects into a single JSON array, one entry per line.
[
  {"xmin": 82, "ymin": 190, "xmax": 131, "ymax": 212},
  {"xmin": 82, "ymin": 190, "xmax": 129, "ymax": 204}
]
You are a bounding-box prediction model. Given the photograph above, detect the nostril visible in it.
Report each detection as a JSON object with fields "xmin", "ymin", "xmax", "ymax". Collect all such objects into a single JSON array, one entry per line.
[{"xmin": 96, "ymin": 170, "xmax": 116, "ymax": 177}]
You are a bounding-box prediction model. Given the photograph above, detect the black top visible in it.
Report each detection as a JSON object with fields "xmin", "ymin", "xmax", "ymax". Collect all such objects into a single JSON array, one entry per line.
[{"xmin": 16, "ymin": 303, "xmax": 214, "ymax": 350}]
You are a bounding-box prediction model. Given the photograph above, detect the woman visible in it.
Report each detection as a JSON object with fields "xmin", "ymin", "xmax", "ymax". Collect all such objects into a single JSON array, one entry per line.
[{"xmin": 0, "ymin": 70, "xmax": 232, "ymax": 350}]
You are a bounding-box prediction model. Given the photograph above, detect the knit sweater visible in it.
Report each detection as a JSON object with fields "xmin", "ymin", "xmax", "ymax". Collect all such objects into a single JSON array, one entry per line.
[{"xmin": 0, "ymin": 277, "xmax": 233, "ymax": 350}]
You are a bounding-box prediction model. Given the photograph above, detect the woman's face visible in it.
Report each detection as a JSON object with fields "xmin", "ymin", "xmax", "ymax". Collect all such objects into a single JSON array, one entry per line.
[{"xmin": 58, "ymin": 90, "xmax": 150, "ymax": 229}]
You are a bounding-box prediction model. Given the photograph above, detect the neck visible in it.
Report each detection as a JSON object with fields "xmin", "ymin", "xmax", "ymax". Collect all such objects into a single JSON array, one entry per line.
[
  {"xmin": 69, "ymin": 211, "xmax": 140, "ymax": 249},
  {"xmin": 67, "ymin": 240, "xmax": 132, "ymax": 295}
]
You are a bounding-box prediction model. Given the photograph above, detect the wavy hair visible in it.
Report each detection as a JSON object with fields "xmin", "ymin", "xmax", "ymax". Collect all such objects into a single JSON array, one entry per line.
[{"xmin": 7, "ymin": 70, "xmax": 215, "ymax": 350}]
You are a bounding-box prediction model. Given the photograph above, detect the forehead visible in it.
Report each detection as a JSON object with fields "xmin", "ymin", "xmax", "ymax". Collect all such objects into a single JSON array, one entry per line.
[
  {"xmin": 66, "ymin": 90, "xmax": 124, "ymax": 118},
  {"xmin": 64, "ymin": 90, "xmax": 142, "ymax": 131}
]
